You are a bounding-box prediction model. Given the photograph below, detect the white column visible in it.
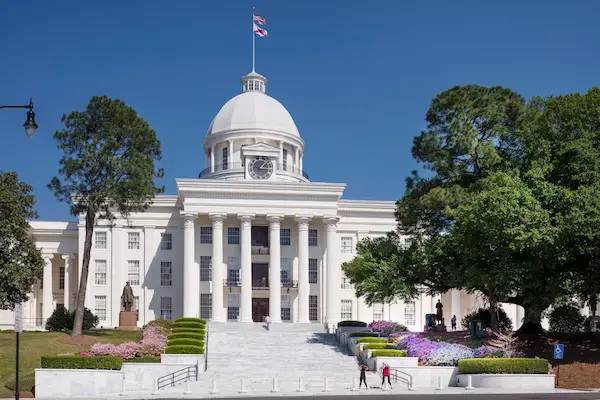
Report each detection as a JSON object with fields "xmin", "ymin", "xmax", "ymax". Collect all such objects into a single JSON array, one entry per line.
[
  {"xmin": 210, "ymin": 213, "xmax": 226, "ymax": 322},
  {"xmin": 239, "ymin": 214, "xmax": 255, "ymax": 322},
  {"xmin": 325, "ymin": 217, "xmax": 340, "ymax": 331},
  {"xmin": 279, "ymin": 141, "xmax": 283, "ymax": 168},
  {"xmin": 42, "ymin": 254, "xmax": 54, "ymax": 325},
  {"xmin": 62, "ymin": 255, "xmax": 71, "ymax": 311},
  {"xmin": 182, "ymin": 212, "xmax": 198, "ymax": 318},
  {"xmin": 268, "ymin": 215, "xmax": 283, "ymax": 323},
  {"xmin": 296, "ymin": 215, "xmax": 311, "ymax": 323},
  {"xmin": 210, "ymin": 146, "xmax": 215, "ymax": 172},
  {"xmin": 515, "ymin": 305, "xmax": 524, "ymax": 330},
  {"xmin": 228, "ymin": 140, "xmax": 233, "ymax": 167},
  {"xmin": 300, "ymin": 153, "xmax": 303, "ymax": 172},
  {"xmin": 294, "ymin": 147, "xmax": 299, "ymax": 169},
  {"xmin": 451, "ymin": 289, "xmax": 461, "ymax": 328}
]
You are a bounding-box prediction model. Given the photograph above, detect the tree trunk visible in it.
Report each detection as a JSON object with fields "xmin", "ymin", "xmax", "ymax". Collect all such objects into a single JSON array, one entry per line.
[
  {"xmin": 71, "ymin": 209, "xmax": 95, "ymax": 337},
  {"xmin": 590, "ymin": 294, "xmax": 598, "ymax": 317},
  {"xmin": 516, "ymin": 304, "xmax": 546, "ymax": 334},
  {"xmin": 489, "ymin": 298, "xmax": 499, "ymax": 332}
]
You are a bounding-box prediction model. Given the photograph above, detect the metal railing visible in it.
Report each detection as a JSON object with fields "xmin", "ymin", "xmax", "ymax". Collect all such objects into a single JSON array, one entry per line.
[
  {"xmin": 386, "ymin": 368, "xmax": 413, "ymax": 388},
  {"xmin": 251, "ymin": 246, "xmax": 269, "ymax": 255},
  {"xmin": 222, "ymin": 278, "xmax": 298, "ymax": 288},
  {"xmin": 198, "ymin": 162, "xmax": 309, "ymax": 180},
  {"xmin": 157, "ymin": 364, "xmax": 198, "ymax": 390}
]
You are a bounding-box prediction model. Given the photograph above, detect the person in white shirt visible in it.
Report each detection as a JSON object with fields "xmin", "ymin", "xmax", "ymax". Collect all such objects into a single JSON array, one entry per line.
[{"xmin": 265, "ymin": 315, "xmax": 271, "ymax": 331}]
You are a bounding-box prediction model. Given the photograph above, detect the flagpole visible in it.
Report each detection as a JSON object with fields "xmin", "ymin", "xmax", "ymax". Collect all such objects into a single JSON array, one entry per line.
[{"xmin": 252, "ymin": 7, "xmax": 255, "ymax": 72}]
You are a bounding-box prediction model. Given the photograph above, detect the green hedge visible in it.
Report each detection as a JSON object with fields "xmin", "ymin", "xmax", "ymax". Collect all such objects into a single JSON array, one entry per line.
[
  {"xmin": 356, "ymin": 337, "xmax": 388, "ymax": 344},
  {"xmin": 362, "ymin": 343, "xmax": 398, "ymax": 350},
  {"xmin": 41, "ymin": 356, "xmax": 123, "ymax": 370},
  {"xmin": 168, "ymin": 338, "xmax": 204, "ymax": 347},
  {"xmin": 458, "ymin": 358, "xmax": 549, "ymax": 374},
  {"xmin": 168, "ymin": 332, "xmax": 205, "ymax": 341},
  {"xmin": 174, "ymin": 317, "xmax": 206, "ymax": 325},
  {"xmin": 165, "ymin": 345, "xmax": 205, "ymax": 355},
  {"xmin": 172, "ymin": 327, "xmax": 205, "ymax": 335},
  {"xmin": 173, "ymin": 321, "xmax": 205, "ymax": 329},
  {"xmin": 338, "ymin": 320, "xmax": 367, "ymax": 327},
  {"xmin": 371, "ymin": 350, "xmax": 406, "ymax": 357},
  {"xmin": 349, "ymin": 332, "xmax": 380, "ymax": 338}
]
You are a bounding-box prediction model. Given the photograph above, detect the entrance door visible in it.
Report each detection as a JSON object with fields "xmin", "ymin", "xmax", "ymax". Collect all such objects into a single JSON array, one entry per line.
[{"xmin": 252, "ymin": 298, "xmax": 269, "ymax": 322}]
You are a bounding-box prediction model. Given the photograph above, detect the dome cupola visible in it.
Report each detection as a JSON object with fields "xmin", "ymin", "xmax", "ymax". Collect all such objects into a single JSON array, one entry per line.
[{"xmin": 241, "ymin": 71, "xmax": 267, "ymax": 94}]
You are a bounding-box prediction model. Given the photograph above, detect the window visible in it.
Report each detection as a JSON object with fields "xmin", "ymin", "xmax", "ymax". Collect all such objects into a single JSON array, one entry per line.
[
  {"xmin": 160, "ymin": 261, "xmax": 172, "ymax": 286},
  {"xmin": 281, "ymin": 295, "xmax": 291, "ymax": 321},
  {"xmin": 222, "ymin": 147, "xmax": 228, "ymax": 170},
  {"xmin": 280, "ymin": 258, "xmax": 291, "ymax": 285},
  {"xmin": 282, "ymin": 148, "xmax": 288, "ymax": 171},
  {"xmin": 128, "ymin": 232, "xmax": 140, "ymax": 250},
  {"xmin": 341, "ymin": 237, "xmax": 353, "ymax": 254},
  {"xmin": 128, "ymin": 260, "xmax": 140, "ymax": 285},
  {"xmin": 160, "ymin": 233, "xmax": 172, "ymax": 250},
  {"xmin": 160, "ymin": 297, "xmax": 172, "ymax": 320},
  {"xmin": 227, "ymin": 293, "xmax": 240, "ymax": 320},
  {"xmin": 95, "ymin": 260, "xmax": 107, "ymax": 285},
  {"xmin": 59, "ymin": 266, "xmax": 65, "ymax": 290},
  {"xmin": 200, "ymin": 256, "xmax": 212, "ymax": 281},
  {"xmin": 341, "ymin": 300, "xmax": 353, "ymax": 320},
  {"xmin": 227, "ymin": 256, "xmax": 240, "ymax": 284},
  {"xmin": 200, "ymin": 227, "xmax": 212, "ymax": 244},
  {"xmin": 280, "ymin": 229, "xmax": 291, "ymax": 246},
  {"xmin": 341, "ymin": 274, "xmax": 351, "ymax": 290},
  {"xmin": 309, "ymin": 295, "xmax": 318, "ymax": 321},
  {"xmin": 404, "ymin": 301, "xmax": 416, "ymax": 326},
  {"xmin": 228, "ymin": 227, "xmax": 240, "ymax": 245},
  {"xmin": 373, "ymin": 303, "xmax": 384, "ymax": 321},
  {"xmin": 134, "ymin": 296, "xmax": 139, "ymax": 321},
  {"xmin": 95, "ymin": 296, "xmax": 107, "ymax": 321},
  {"xmin": 309, "ymin": 258, "xmax": 318, "ymax": 284},
  {"xmin": 200, "ymin": 294, "xmax": 212, "ymax": 319},
  {"xmin": 308, "ymin": 229, "xmax": 318, "ymax": 247},
  {"xmin": 95, "ymin": 232, "xmax": 107, "ymax": 249}
]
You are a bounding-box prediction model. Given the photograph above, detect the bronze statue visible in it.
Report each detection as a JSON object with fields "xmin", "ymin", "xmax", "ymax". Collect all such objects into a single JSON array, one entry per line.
[
  {"xmin": 121, "ymin": 282, "xmax": 134, "ymax": 312},
  {"xmin": 435, "ymin": 299, "xmax": 444, "ymax": 324}
]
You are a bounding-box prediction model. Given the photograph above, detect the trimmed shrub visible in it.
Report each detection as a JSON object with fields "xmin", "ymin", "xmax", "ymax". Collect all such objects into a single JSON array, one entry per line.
[
  {"xmin": 174, "ymin": 317, "xmax": 206, "ymax": 325},
  {"xmin": 165, "ymin": 345, "xmax": 204, "ymax": 355},
  {"xmin": 371, "ymin": 350, "xmax": 406, "ymax": 357},
  {"xmin": 173, "ymin": 321, "xmax": 205, "ymax": 330},
  {"xmin": 461, "ymin": 307, "xmax": 513, "ymax": 332},
  {"xmin": 349, "ymin": 332, "xmax": 379, "ymax": 338},
  {"xmin": 172, "ymin": 327, "xmax": 205, "ymax": 335},
  {"xmin": 168, "ymin": 338, "xmax": 204, "ymax": 347},
  {"xmin": 45, "ymin": 307, "xmax": 99, "ymax": 332},
  {"xmin": 458, "ymin": 358, "xmax": 549, "ymax": 374},
  {"xmin": 169, "ymin": 332, "xmax": 205, "ymax": 341},
  {"xmin": 147, "ymin": 318, "xmax": 172, "ymax": 333},
  {"xmin": 41, "ymin": 356, "xmax": 122, "ymax": 370},
  {"xmin": 338, "ymin": 320, "xmax": 367, "ymax": 328},
  {"xmin": 362, "ymin": 344, "xmax": 398, "ymax": 350},
  {"xmin": 549, "ymin": 304, "xmax": 584, "ymax": 333},
  {"xmin": 356, "ymin": 337, "xmax": 387, "ymax": 344}
]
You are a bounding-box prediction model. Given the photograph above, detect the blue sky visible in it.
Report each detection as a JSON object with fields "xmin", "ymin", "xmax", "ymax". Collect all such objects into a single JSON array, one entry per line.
[{"xmin": 1, "ymin": 0, "xmax": 599, "ymax": 221}]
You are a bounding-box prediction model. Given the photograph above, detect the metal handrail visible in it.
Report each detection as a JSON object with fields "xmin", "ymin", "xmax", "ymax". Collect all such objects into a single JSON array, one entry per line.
[
  {"xmin": 157, "ymin": 365, "xmax": 198, "ymax": 390},
  {"xmin": 383, "ymin": 368, "xmax": 413, "ymax": 388},
  {"xmin": 198, "ymin": 162, "xmax": 309, "ymax": 180}
]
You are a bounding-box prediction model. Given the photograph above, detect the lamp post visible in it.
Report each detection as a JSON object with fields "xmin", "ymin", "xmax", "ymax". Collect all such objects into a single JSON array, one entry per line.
[
  {"xmin": 0, "ymin": 99, "xmax": 39, "ymax": 137},
  {"xmin": 14, "ymin": 300, "xmax": 22, "ymax": 400}
]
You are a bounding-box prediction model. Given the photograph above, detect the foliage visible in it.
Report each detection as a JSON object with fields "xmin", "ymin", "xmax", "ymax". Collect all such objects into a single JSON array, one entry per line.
[
  {"xmin": 45, "ymin": 307, "xmax": 99, "ymax": 331},
  {"xmin": 488, "ymin": 331, "xmax": 523, "ymax": 358},
  {"xmin": 167, "ymin": 338, "xmax": 204, "ymax": 347},
  {"xmin": 90, "ymin": 325, "xmax": 167, "ymax": 359},
  {"xmin": 139, "ymin": 325, "xmax": 168, "ymax": 355},
  {"xmin": 172, "ymin": 327, "xmax": 205, "ymax": 335},
  {"xmin": 146, "ymin": 318, "xmax": 172, "ymax": 334},
  {"xmin": 168, "ymin": 332, "xmax": 205, "ymax": 341},
  {"xmin": 461, "ymin": 307, "xmax": 513, "ymax": 332},
  {"xmin": 338, "ymin": 320, "xmax": 367, "ymax": 327},
  {"xmin": 549, "ymin": 303, "xmax": 585, "ymax": 333},
  {"xmin": 428, "ymin": 345, "xmax": 475, "ymax": 366},
  {"xmin": 0, "ymin": 171, "xmax": 44, "ymax": 309},
  {"xmin": 165, "ymin": 345, "xmax": 204, "ymax": 354},
  {"xmin": 172, "ymin": 321, "xmax": 205, "ymax": 330},
  {"xmin": 41, "ymin": 355, "xmax": 123, "ymax": 370},
  {"xmin": 362, "ymin": 344, "xmax": 398, "ymax": 350},
  {"xmin": 174, "ymin": 317, "xmax": 206, "ymax": 324},
  {"xmin": 356, "ymin": 338, "xmax": 387, "ymax": 344},
  {"xmin": 48, "ymin": 96, "xmax": 164, "ymax": 336},
  {"xmin": 371, "ymin": 349, "xmax": 406, "ymax": 357},
  {"xmin": 368, "ymin": 321, "xmax": 408, "ymax": 336},
  {"xmin": 348, "ymin": 332, "xmax": 380, "ymax": 338},
  {"xmin": 457, "ymin": 358, "xmax": 549, "ymax": 374}
]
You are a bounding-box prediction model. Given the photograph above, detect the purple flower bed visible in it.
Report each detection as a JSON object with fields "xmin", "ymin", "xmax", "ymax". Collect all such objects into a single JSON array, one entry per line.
[
  {"xmin": 88, "ymin": 326, "xmax": 167, "ymax": 360},
  {"xmin": 368, "ymin": 321, "xmax": 409, "ymax": 336}
]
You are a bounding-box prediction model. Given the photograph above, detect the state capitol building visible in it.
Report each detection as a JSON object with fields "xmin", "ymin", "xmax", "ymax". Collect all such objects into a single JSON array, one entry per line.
[{"xmin": 0, "ymin": 69, "xmax": 525, "ymax": 332}]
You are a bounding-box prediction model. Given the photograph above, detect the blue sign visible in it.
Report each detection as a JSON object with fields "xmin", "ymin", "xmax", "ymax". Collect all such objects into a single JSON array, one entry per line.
[{"xmin": 553, "ymin": 344, "xmax": 564, "ymax": 360}]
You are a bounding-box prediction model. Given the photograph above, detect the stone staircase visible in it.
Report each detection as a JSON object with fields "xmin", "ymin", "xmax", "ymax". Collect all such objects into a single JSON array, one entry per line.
[{"xmin": 164, "ymin": 322, "xmax": 373, "ymax": 394}]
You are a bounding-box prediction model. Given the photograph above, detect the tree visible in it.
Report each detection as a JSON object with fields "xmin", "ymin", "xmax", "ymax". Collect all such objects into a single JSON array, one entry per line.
[
  {"xmin": 48, "ymin": 96, "xmax": 164, "ymax": 336},
  {"xmin": 0, "ymin": 171, "xmax": 44, "ymax": 309}
]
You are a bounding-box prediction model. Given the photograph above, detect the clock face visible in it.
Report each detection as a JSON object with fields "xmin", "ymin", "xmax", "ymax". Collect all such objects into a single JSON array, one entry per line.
[{"xmin": 248, "ymin": 156, "xmax": 274, "ymax": 180}]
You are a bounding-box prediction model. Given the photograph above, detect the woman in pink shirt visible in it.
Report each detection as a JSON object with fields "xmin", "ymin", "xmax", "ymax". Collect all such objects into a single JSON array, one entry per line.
[{"xmin": 381, "ymin": 364, "xmax": 391, "ymax": 388}]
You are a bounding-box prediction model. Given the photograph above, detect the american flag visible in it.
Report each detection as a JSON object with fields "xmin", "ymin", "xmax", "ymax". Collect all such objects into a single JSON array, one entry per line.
[{"xmin": 253, "ymin": 13, "xmax": 266, "ymax": 25}]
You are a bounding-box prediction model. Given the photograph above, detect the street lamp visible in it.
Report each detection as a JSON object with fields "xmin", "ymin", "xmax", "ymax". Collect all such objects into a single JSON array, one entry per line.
[{"xmin": 0, "ymin": 98, "xmax": 38, "ymax": 138}]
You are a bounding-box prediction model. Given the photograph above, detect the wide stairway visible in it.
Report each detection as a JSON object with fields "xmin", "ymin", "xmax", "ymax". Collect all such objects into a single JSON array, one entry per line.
[{"xmin": 176, "ymin": 322, "xmax": 365, "ymax": 394}]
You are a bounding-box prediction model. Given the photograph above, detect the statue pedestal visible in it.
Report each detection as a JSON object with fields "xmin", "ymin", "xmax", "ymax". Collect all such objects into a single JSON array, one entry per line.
[
  {"xmin": 118, "ymin": 311, "xmax": 138, "ymax": 330},
  {"xmin": 432, "ymin": 324, "xmax": 447, "ymax": 332}
]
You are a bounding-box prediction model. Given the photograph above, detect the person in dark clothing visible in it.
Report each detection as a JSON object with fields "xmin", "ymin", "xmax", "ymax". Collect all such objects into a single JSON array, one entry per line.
[
  {"xmin": 451, "ymin": 315, "xmax": 457, "ymax": 331},
  {"xmin": 381, "ymin": 364, "xmax": 392, "ymax": 388},
  {"xmin": 359, "ymin": 365, "xmax": 368, "ymax": 389}
]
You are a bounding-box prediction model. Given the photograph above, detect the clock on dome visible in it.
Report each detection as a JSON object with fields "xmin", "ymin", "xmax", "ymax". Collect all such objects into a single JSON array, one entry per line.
[{"xmin": 248, "ymin": 156, "xmax": 274, "ymax": 180}]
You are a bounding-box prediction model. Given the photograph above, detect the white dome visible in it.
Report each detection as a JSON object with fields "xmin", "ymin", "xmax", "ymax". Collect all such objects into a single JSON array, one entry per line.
[{"xmin": 206, "ymin": 91, "xmax": 300, "ymax": 137}]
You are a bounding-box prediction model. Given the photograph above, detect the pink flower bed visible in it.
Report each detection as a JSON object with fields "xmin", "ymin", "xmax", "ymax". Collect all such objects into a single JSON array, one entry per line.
[{"xmin": 88, "ymin": 326, "xmax": 167, "ymax": 360}]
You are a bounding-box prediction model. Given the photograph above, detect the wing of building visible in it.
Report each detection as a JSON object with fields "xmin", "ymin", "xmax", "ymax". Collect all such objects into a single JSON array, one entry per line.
[{"xmin": 0, "ymin": 70, "xmax": 528, "ymax": 331}]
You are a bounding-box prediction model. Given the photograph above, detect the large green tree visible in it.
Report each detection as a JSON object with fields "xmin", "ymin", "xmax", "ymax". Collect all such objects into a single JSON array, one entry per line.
[
  {"xmin": 49, "ymin": 96, "xmax": 164, "ymax": 336},
  {"xmin": 0, "ymin": 171, "xmax": 44, "ymax": 309}
]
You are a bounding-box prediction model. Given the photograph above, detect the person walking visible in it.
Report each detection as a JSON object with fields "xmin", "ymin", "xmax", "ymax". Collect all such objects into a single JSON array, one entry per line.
[
  {"xmin": 381, "ymin": 363, "xmax": 391, "ymax": 389},
  {"xmin": 451, "ymin": 315, "xmax": 457, "ymax": 331},
  {"xmin": 265, "ymin": 315, "xmax": 271, "ymax": 331},
  {"xmin": 359, "ymin": 365, "xmax": 368, "ymax": 389}
]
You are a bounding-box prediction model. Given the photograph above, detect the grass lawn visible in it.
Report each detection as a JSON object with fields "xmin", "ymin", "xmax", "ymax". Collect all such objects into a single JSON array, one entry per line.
[{"xmin": 0, "ymin": 329, "xmax": 141, "ymax": 398}]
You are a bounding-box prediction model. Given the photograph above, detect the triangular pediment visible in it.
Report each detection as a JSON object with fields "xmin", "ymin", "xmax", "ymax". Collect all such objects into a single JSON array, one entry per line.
[{"xmin": 242, "ymin": 142, "xmax": 279, "ymax": 153}]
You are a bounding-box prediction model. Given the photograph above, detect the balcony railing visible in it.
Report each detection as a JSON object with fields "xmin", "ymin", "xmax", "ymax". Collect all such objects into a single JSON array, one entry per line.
[
  {"xmin": 281, "ymin": 279, "xmax": 299, "ymax": 288},
  {"xmin": 251, "ymin": 246, "xmax": 269, "ymax": 255},
  {"xmin": 198, "ymin": 163, "xmax": 309, "ymax": 180},
  {"xmin": 252, "ymin": 278, "xmax": 269, "ymax": 289},
  {"xmin": 222, "ymin": 278, "xmax": 298, "ymax": 288},
  {"xmin": 223, "ymin": 279, "xmax": 241, "ymax": 287}
]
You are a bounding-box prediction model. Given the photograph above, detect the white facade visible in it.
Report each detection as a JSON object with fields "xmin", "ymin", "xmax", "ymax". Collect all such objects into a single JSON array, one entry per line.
[{"xmin": 0, "ymin": 70, "xmax": 526, "ymax": 331}]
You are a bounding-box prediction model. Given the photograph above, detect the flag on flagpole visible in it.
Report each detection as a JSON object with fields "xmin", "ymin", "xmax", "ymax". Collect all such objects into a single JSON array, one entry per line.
[
  {"xmin": 253, "ymin": 22, "xmax": 268, "ymax": 37},
  {"xmin": 253, "ymin": 13, "xmax": 266, "ymax": 25}
]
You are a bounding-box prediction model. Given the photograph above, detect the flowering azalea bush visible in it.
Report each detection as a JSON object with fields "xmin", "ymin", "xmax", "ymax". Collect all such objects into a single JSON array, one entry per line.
[
  {"xmin": 90, "ymin": 325, "xmax": 168, "ymax": 359},
  {"xmin": 368, "ymin": 321, "xmax": 409, "ymax": 336},
  {"xmin": 140, "ymin": 325, "xmax": 168, "ymax": 355}
]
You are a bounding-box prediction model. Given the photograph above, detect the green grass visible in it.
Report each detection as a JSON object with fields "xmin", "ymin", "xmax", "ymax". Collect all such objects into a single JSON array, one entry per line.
[{"xmin": 0, "ymin": 329, "xmax": 141, "ymax": 397}]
